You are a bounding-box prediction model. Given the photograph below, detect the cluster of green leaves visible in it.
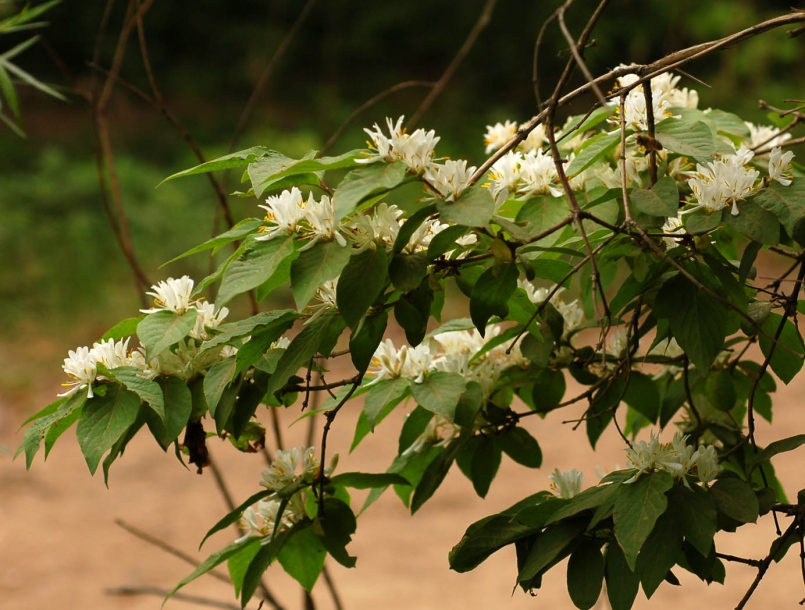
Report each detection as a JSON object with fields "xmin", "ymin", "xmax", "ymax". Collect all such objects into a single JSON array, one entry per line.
[{"xmin": 19, "ymin": 79, "xmax": 805, "ymax": 608}]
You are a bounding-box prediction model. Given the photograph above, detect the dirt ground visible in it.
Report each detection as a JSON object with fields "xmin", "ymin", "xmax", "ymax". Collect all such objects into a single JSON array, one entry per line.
[{"xmin": 3, "ymin": 352, "xmax": 805, "ymax": 610}]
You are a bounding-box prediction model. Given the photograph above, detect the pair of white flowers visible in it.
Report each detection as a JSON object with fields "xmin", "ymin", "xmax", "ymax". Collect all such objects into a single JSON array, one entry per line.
[
  {"xmin": 141, "ymin": 275, "xmax": 230, "ymax": 341},
  {"xmin": 58, "ymin": 337, "xmax": 154, "ymax": 398}
]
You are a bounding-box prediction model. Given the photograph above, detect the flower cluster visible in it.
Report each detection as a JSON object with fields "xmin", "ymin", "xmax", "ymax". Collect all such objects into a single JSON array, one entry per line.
[
  {"xmin": 518, "ymin": 279, "xmax": 585, "ymax": 338},
  {"xmin": 236, "ymin": 495, "xmax": 305, "ymax": 544},
  {"xmin": 548, "ymin": 468, "xmax": 584, "ymax": 499},
  {"xmin": 483, "ymin": 120, "xmax": 548, "ymax": 155},
  {"xmin": 360, "ymin": 116, "xmax": 440, "ymax": 174},
  {"xmin": 369, "ymin": 324, "xmax": 527, "ymax": 397},
  {"xmin": 624, "ymin": 431, "xmax": 721, "ymax": 485},
  {"xmin": 141, "ymin": 275, "xmax": 229, "ymax": 341},
  {"xmin": 610, "ymin": 70, "xmax": 699, "ymax": 132},
  {"xmin": 260, "ymin": 446, "xmax": 320, "ymax": 492},
  {"xmin": 58, "ymin": 337, "xmax": 155, "ymax": 398}
]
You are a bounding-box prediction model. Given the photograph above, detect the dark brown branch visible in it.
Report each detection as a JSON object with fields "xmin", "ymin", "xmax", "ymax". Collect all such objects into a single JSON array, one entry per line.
[
  {"xmin": 735, "ymin": 519, "xmax": 800, "ymax": 610},
  {"xmin": 106, "ymin": 586, "xmax": 242, "ymax": 609}
]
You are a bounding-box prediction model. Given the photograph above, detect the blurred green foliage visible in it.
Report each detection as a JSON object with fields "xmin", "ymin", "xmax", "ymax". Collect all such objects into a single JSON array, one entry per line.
[{"xmin": 2, "ymin": 0, "xmax": 803, "ymax": 347}]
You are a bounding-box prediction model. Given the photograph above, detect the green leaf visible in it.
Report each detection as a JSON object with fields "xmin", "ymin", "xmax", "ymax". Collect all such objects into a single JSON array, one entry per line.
[
  {"xmin": 349, "ymin": 310, "xmax": 389, "ymax": 373},
  {"xmin": 496, "ymin": 427, "xmax": 542, "ymax": 468},
  {"xmin": 753, "ymin": 180, "xmax": 805, "ymax": 237},
  {"xmin": 264, "ymin": 314, "xmax": 337, "ymax": 397},
  {"xmin": 330, "ymin": 472, "xmax": 411, "ymax": 489},
  {"xmin": 613, "ymin": 470, "xmax": 674, "ymax": 570},
  {"xmin": 393, "ymin": 204, "xmax": 438, "ymax": 253},
  {"xmin": 76, "ymin": 386, "xmax": 142, "ymax": 474},
  {"xmin": 363, "ymin": 377, "xmax": 410, "ymax": 429},
  {"xmin": 334, "ymin": 160, "xmax": 407, "ymax": 219},
  {"xmin": 165, "ymin": 218, "xmax": 264, "ymax": 265},
  {"xmin": 566, "ymin": 132, "xmax": 620, "ymax": 177},
  {"xmin": 101, "ymin": 317, "xmax": 143, "ymax": 341},
  {"xmin": 336, "ymin": 247, "xmax": 390, "ymax": 328},
  {"xmin": 277, "ymin": 526, "xmax": 327, "ymax": 592},
  {"xmin": 249, "ymin": 149, "xmax": 362, "ymax": 198},
  {"xmin": 449, "ymin": 514, "xmax": 539, "ymax": 573},
  {"xmin": 752, "ymin": 434, "xmax": 805, "ymax": 472},
  {"xmin": 437, "ymin": 185, "xmax": 495, "ymax": 227},
  {"xmin": 654, "ymin": 274, "xmax": 727, "ymax": 371},
  {"xmin": 394, "ymin": 279, "xmax": 433, "ymax": 346},
  {"xmin": 567, "ymin": 541, "xmax": 604, "ymax": 610},
  {"xmin": 290, "ymin": 239, "xmax": 353, "ymax": 309},
  {"xmin": 684, "ymin": 208, "xmax": 722, "ymax": 235},
  {"xmin": 104, "ymin": 366, "xmax": 164, "ymax": 422},
  {"xmin": 623, "ymin": 373, "xmax": 660, "ymax": 423},
  {"xmin": 216, "ymin": 237, "xmax": 296, "ymax": 306},
  {"xmin": 546, "ymin": 482, "xmax": 622, "ymax": 525},
  {"xmin": 470, "ymin": 436, "xmax": 501, "ymax": 498},
  {"xmin": 724, "ymin": 201, "xmax": 780, "ymax": 245},
  {"xmin": 410, "ymin": 372, "xmax": 466, "ymax": 419},
  {"xmin": 389, "ymin": 252, "xmax": 428, "ymax": 291},
  {"xmin": 637, "ymin": 512, "xmax": 682, "ymax": 598},
  {"xmin": 629, "ymin": 176, "xmax": 679, "ymax": 217},
  {"xmin": 710, "ymin": 478, "xmax": 759, "ymax": 523},
  {"xmin": 201, "ymin": 489, "xmax": 273, "ymax": 547},
  {"xmin": 160, "ymin": 147, "xmax": 270, "ymax": 185},
  {"xmin": 203, "ymin": 357, "xmax": 237, "ymax": 416},
  {"xmin": 153, "ymin": 376, "xmax": 192, "ymax": 446},
  {"xmin": 605, "ymin": 543, "xmax": 639, "ymax": 610},
  {"xmin": 759, "ymin": 312, "xmax": 805, "ymax": 384},
  {"xmin": 518, "ymin": 519, "xmax": 586, "ymax": 582},
  {"xmin": 201, "ymin": 310, "xmax": 298, "ymax": 352},
  {"xmin": 667, "ymin": 484, "xmax": 717, "ymax": 556},
  {"xmin": 655, "ymin": 119, "xmax": 716, "ymax": 160},
  {"xmin": 227, "ymin": 540, "xmax": 262, "ymax": 598},
  {"xmin": 469, "ymin": 262, "xmax": 518, "ymax": 333},
  {"xmin": 516, "ymin": 196, "xmax": 572, "ymax": 243},
  {"xmin": 19, "ymin": 393, "xmax": 85, "ymax": 468},
  {"xmin": 411, "ymin": 441, "xmax": 462, "ymax": 513},
  {"xmin": 316, "ymin": 497, "xmax": 357, "ymax": 567},
  {"xmin": 137, "ymin": 309, "xmax": 198, "ymax": 359},
  {"xmin": 241, "ymin": 524, "xmax": 299, "ymax": 606}
]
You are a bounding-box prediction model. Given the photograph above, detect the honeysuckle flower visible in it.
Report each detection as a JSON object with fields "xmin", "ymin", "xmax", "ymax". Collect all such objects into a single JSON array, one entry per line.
[
  {"xmin": 661, "ymin": 215, "xmax": 685, "ymax": 249},
  {"xmin": 488, "ymin": 151, "xmax": 522, "ymax": 203},
  {"xmin": 518, "ymin": 280, "xmax": 585, "ymax": 336},
  {"xmin": 424, "ymin": 159, "xmax": 476, "ymax": 202},
  {"xmin": 768, "ymin": 146, "xmax": 795, "ymax": 186},
  {"xmin": 608, "ymin": 327, "xmax": 629, "ymax": 357},
  {"xmin": 692, "ymin": 444, "xmax": 721, "ymax": 483},
  {"xmin": 304, "ymin": 279, "xmax": 338, "ymax": 324},
  {"xmin": 255, "ymin": 187, "xmax": 306, "ymax": 242},
  {"xmin": 345, "ymin": 203, "xmax": 403, "ymax": 250},
  {"xmin": 517, "ymin": 149, "xmax": 562, "ymax": 198},
  {"xmin": 624, "ymin": 431, "xmax": 721, "ymax": 485},
  {"xmin": 745, "ymin": 121, "xmax": 791, "ymax": 152},
  {"xmin": 402, "ymin": 217, "xmax": 476, "ymax": 256},
  {"xmin": 370, "ymin": 339, "xmax": 433, "ymax": 383},
  {"xmin": 59, "ymin": 346, "xmax": 98, "ymax": 398},
  {"xmin": 91, "ymin": 337, "xmax": 132, "ymax": 370},
  {"xmin": 299, "ymin": 193, "xmax": 348, "ymax": 250},
  {"xmin": 519, "ymin": 123, "xmax": 547, "ymax": 153},
  {"xmin": 360, "ymin": 116, "xmax": 440, "ymax": 173},
  {"xmin": 549, "ymin": 468, "xmax": 584, "ymax": 499},
  {"xmin": 260, "ymin": 447, "xmax": 319, "ymax": 492},
  {"xmin": 407, "ymin": 413, "xmax": 460, "ymax": 455},
  {"xmin": 484, "ymin": 120, "xmax": 518, "ymax": 154},
  {"xmin": 270, "ymin": 336, "xmax": 291, "ymax": 350},
  {"xmin": 610, "ymin": 70, "xmax": 698, "ymax": 132},
  {"xmin": 688, "ymin": 147, "xmax": 760, "ymax": 215},
  {"xmin": 141, "ymin": 276, "xmax": 197, "ymax": 314},
  {"xmin": 236, "ymin": 494, "xmax": 306, "ymax": 544},
  {"xmin": 190, "ymin": 301, "xmax": 230, "ymax": 340}
]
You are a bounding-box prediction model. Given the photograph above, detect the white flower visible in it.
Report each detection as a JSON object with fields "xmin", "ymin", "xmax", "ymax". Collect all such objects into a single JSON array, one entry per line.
[
  {"xmin": 518, "ymin": 280, "xmax": 585, "ymax": 336},
  {"xmin": 236, "ymin": 495, "xmax": 306, "ymax": 543},
  {"xmin": 407, "ymin": 413, "xmax": 460, "ymax": 454},
  {"xmin": 304, "ymin": 279, "xmax": 338, "ymax": 323},
  {"xmin": 90, "ymin": 338, "xmax": 132, "ymax": 370},
  {"xmin": 300, "ymin": 193, "xmax": 348, "ymax": 249},
  {"xmin": 688, "ymin": 147, "xmax": 760, "ymax": 216},
  {"xmin": 519, "ymin": 123, "xmax": 547, "ymax": 153},
  {"xmin": 360, "ymin": 116, "xmax": 440, "ymax": 173},
  {"xmin": 692, "ymin": 444, "xmax": 721, "ymax": 484},
  {"xmin": 608, "ymin": 327, "xmax": 629, "ymax": 357},
  {"xmin": 270, "ymin": 336, "xmax": 291, "ymax": 350},
  {"xmin": 255, "ymin": 187, "xmax": 306, "ymax": 242},
  {"xmin": 611, "ymin": 70, "xmax": 698, "ymax": 132},
  {"xmin": 59, "ymin": 346, "xmax": 98, "ymax": 398},
  {"xmin": 624, "ymin": 431, "xmax": 721, "ymax": 485},
  {"xmin": 517, "ymin": 149, "xmax": 562, "ymax": 198},
  {"xmin": 141, "ymin": 276, "xmax": 197, "ymax": 314},
  {"xmin": 345, "ymin": 203, "xmax": 403, "ymax": 250},
  {"xmin": 370, "ymin": 339, "xmax": 433, "ymax": 383},
  {"xmin": 260, "ymin": 447, "xmax": 319, "ymax": 492},
  {"xmin": 190, "ymin": 301, "xmax": 229, "ymax": 340},
  {"xmin": 484, "ymin": 120, "xmax": 518, "ymax": 154},
  {"xmin": 549, "ymin": 468, "xmax": 584, "ymax": 499},
  {"xmin": 661, "ymin": 215, "xmax": 685, "ymax": 249},
  {"xmin": 488, "ymin": 151, "xmax": 522, "ymax": 203},
  {"xmin": 768, "ymin": 146, "xmax": 795, "ymax": 186},
  {"xmin": 424, "ymin": 159, "xmax": 476, "ymax": 202},
  {"xmin": 745, "ymin": 121, "xmax": 791, "ymax": 152}
]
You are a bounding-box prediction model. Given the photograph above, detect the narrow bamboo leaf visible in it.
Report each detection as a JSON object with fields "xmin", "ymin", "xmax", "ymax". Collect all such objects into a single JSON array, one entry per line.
[
  {"xmin": 166, "ymin": 537, "xmax": 261, "ymax": 602},
  {"xmin": 667, "ymin": 484, "xmax": 717, "ymax": 557},
  {"xmin": 76, "ymin": 386, "xmax": 142, "ymax": 474},
  {"xmin": 277, "ymin": 526, "xmax": 327, "ymax": 592},
  {"xmin": 159, "ymin": 147, "xmax": 271, "ymax": 185},
  {"xmin": 2, "ymin": 58, "xmax": 66, "ymax": 101},
  {"xmin": 204, "ymin": 357, "xmax": 238, "ymax": 415},
  {"xmin": 137, "ymin": 309, "xmax": 198, "ymax": 359},
  {"xmin": 0, "ymin": 62, "xmax": 21, "ymax": 122},
  {"xmin": 330, "ymin": 472, "xmax": 411, "ymax": 489},
  {"xmin": 613, "ymin": 470, "xmax": 674, "ymax": 570},
  {"xmin": 710, "ymin": 478, "xmax": 759, "ymax": 523},
  {"xmin": 518, "ymin": 519, "xmax": 586, "ymax": 582},
  {"xmin": 759, "ymin": 312, "xmax": 805, "ymax": 384},
  {"xmin": 336, "ymin": 247, "xmax": 389, "ymax": 328},
  {"xmin": 363, "ymin": 377, "xmax": 410, "ymax": 430},
  {"xmin": 637, "ymin": 512, "xmax": 682, "ymax": 598},
  {"xmin": 655, "ymin": 119, "xmax": 716, "ymax": 160},
  {"xmin": 469, "ymin": 262, "xmax": 518, "ymax": 334},
  {"xmin": 264, "ymin": 314, "xmax": 335, "ymax": 397},
  {"xmin": 437, "ymin": 185, "xmax": 495, "ymax": 227},
  {"xmin": 290, "ymin": 240, "xmax": 352, "ymax": 309},
  {"xmin": 567, "ymin": 541, "xmax": 604, "ymax": 610},
  {"xmin": 654, "ymin": 274, "xmax": 727, "ymax": 371},
  {"xmin": 410, "ymin": 372, "xmax": 466, "ymax": 419},
  {"xmin": 164, "ymin": 219, "xmax": 263, "ymax": 265},
  {"xmin": 250, "ymin": 149, "xmax": 362, "ymax": 198},
  {"xmin": 566, "ymin": 132, "xmax": 620, "ymax": 177},
  {"xmin": 333, "ymin": 160, "xmax": 407, "ymax": 219},
  {"xmin": 216, "ymin": 237, "xmax": 296, "ymax": 306},
  {"xmin": 605, "ymin": 542, "xmax": 640, "ymax": 610},
  {"xmin": 629, "ymin": 176, "xmax": 679, "ymax": 217}
]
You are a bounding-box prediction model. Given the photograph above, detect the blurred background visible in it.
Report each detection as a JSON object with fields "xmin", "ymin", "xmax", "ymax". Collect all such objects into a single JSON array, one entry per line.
[{"xmin": 2, "ymin": 1, "xmax": 805, "ymax": 608}]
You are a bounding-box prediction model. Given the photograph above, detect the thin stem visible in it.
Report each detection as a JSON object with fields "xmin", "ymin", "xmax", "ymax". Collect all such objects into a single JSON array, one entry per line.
[
  {"xmin": 106, "ymin": 587, "xmax": 242, "ymax": 609},
  {"xmin": 734, "ymin": 520, "xmax": 799, "ymax": 610}
]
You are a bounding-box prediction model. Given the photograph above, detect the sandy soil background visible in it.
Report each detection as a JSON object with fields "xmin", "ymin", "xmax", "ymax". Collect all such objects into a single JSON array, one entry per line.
[{"xmin": 3, "ymin": 340, "xmax": 805, "ymax": 610}]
